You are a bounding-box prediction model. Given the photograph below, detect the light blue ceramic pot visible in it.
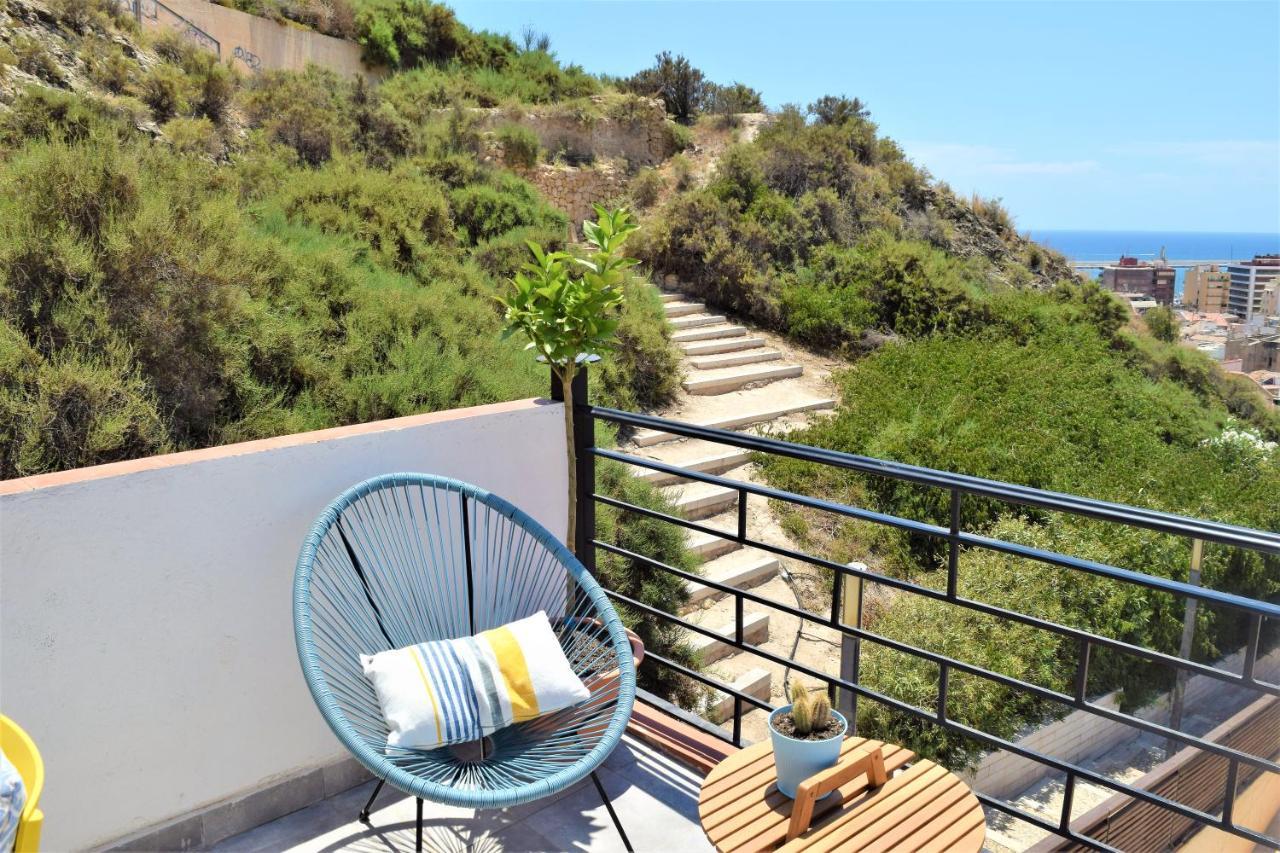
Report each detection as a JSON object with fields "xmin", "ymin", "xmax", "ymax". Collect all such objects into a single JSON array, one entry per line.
[{"xmin": 768, "ymin": 705, "xmax": 848, "ymax": 799}]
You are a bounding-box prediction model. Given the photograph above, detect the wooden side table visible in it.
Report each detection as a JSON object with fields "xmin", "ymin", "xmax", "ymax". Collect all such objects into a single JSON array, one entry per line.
[{"xmin": 698, "ymin": 736, "xmax": 986, "ymax": 852}]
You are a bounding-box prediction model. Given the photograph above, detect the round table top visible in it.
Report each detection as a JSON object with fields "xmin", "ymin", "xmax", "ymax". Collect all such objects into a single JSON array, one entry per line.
[{"xmin": 698, "ymin": 735, "xmax": 986, "ymax": 853}]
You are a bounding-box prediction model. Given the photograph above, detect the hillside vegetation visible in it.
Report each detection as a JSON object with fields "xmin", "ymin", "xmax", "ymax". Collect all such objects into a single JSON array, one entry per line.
[
  {"xmin": 3, "ymin": 0, "xmax": 1276, "ymax": 760},
  {"xmin": 633, "ymin": 97, "xmax": 1280, "ymax": 763},
  {"xmin": 0, "ymin": 0, "xmax": 683, "ymax": 477},
  {"xmin": 0, "ymin": 0, "xmax": 704, "ymax": 703}
]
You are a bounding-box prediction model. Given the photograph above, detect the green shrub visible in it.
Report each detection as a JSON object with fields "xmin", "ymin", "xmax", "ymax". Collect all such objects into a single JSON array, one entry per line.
[
  {"xmin": 149, "ymin": 29, "xmax": 197, "ymax": 65},
  {"xmin": 0, "ymin": 87, "xmax": 132, "ymax": 146},
  {"xmin": 355, "ymin": 0, "xmax": 464, "ymax": 68},
  {"xmin": 663, "ymin": 121, "xmax": 692, "ymax": 154},
  {"xmin": 448, "ymin": 173, "xmax": 566, "ymax": 245},
  {"xmin": 1144, "ymin": 305, "xmax": 1178, "ymax": 343},
  {"xmin": 162, "ymin": 116, "xmax": 221, "ymax": 157},
  {"xmin": 496, "ymin": 123, "xmax": 539, "ymax": 169},
  {"xmin": 623, "ymin": 51, "xmax": 707, "ymax": 123},
  {"xmin": 629, "ymin": 167, "xmax": 664, "ymax": 209},
  {"xmin": 85, "ymin": 38, "xmax": 134, "ymax": 93},
  {"xmin": 597, "ymin": 278, "xmax": 682, "ymax": 412},
  {"xmin": 242, "ymin": 66, "xmax": 350, "ymax": 165},
  {"xmin": 472, "ymin": 224, "xmax": 565, "ymax": 279},
  {"xmin": 278, "ymin": 158, "xmax": 453, "ymax": 270},
  {"xmin": 139, "ymin": 63, "xmax": 196, "ymax": 122},
  {"xmin": 195, "ymin": 59, "xmax": 237, "ymax": 123},
  {"xmin": 669, "ymin": 153, "xmax": 694, "ymax": 190}
]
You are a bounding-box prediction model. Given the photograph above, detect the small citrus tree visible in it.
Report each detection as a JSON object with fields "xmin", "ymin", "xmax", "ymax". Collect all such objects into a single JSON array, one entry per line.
[{"xmin": 499, "ymin": 205, "xmax": 639, "ymax": 553}]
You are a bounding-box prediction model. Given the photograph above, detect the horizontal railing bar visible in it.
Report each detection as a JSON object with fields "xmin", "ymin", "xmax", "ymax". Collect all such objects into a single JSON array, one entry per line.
[
  {"xmin": 624, "ymin": 641, "xmax": 772, "ymax": 712},
  {"xmin": 593, "ymin": 495, "xmax": 1280, "ymax": 695},
  {"xmin": 632, "ymin": 637, "xmax": 1277, "ymax": 848},
  {"xmin": 960, "ymin": 532, "xmax": 1280, "ymax": 622},
  {"xmin": 598, "ymin": 541, "xmax": 1279, "ymax": 773},
  {"xmin": 595, "ymin": 447, "xmax": 947, "ymax": 538},
  {"xmin": 595, "ymin": 447, "xmax": 1280, "ymax": 620},
  {"xmin": 591, "ymin": 406, "xmax": 1280, "ymax": 555}
]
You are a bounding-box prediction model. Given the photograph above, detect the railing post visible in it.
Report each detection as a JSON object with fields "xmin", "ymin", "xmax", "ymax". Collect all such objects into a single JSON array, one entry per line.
[
  {"xmin": 1168, "ymin": 537, "xmax": 1203, "ymax": 755},
  {"xmin": 550, "ymin": 361, "xmax": 595, "ymax": 573},
  {"xmin": 838, "ymin": 561, "xmax": 866, "ymax": 731}
]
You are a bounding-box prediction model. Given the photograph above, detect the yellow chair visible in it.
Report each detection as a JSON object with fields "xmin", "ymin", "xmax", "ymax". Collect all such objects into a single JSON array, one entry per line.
[{"xmin": 0, "ymin": 716, "xmax": 43, "ymax": 853}]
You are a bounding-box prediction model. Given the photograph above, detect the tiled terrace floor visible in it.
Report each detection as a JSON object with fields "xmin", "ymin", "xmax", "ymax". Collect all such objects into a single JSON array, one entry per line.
[{"xmin": 212, "ymin": 735, "xmax": 712, "ymax": 853}]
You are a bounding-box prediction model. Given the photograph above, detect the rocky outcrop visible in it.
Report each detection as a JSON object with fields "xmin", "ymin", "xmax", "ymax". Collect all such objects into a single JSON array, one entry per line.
[{"xmin": 921, "ymin": 185, "xmax": 1075, "ymax": 286}]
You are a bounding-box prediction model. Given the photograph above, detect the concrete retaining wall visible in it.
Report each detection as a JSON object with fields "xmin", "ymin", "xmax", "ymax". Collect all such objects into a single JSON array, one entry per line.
[
  {"xmin": 129, "ymin": 0, "xmax": 368, "ymax": 76},
  {"xmin": 475, "ymin": 97, "xmax": 673, "ymax": 167},
  {"xmin": 966, "ymin": 645, "xmax": 1280, "ymax": 800},
  {"xmin": 0, "ymin": 398, "xmax": 566, "ymax": 850}
]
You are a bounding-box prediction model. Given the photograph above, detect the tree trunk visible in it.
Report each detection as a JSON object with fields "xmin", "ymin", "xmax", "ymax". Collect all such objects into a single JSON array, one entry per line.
[{"xmin": 560, "ymin": 363, "xmax": 578, "ymax": 555}]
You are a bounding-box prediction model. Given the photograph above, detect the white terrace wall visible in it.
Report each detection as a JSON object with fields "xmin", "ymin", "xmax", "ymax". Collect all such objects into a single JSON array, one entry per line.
[
  {"xmin": 0, "ymin": 399, "xmax": 566, "ymax": 851},
  {"xmin": 131, "ymin": 0, "xmax": 369, "ymax": 77},
  {"xmin": 965, "ymin": 645, "xmax": 1280, "ymax": 800}
]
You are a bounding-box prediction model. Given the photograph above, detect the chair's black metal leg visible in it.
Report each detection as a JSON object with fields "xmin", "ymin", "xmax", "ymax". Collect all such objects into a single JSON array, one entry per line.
[
  {"xmin": 358, "ymin": 778, "xmax": 385, "ymax": 823},
  {"xmin": 590, "ymin": 771, "xmax": 633, "ymax": 852},
  {"xmin": 415, "ymin": 797, "xmax": 423, "ymax": 853}
]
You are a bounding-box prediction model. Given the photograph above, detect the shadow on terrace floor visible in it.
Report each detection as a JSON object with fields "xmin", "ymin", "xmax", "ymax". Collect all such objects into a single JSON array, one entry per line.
[{"xmin": 212, "ymin": 735, "xmax": 712, "ymax": 853}]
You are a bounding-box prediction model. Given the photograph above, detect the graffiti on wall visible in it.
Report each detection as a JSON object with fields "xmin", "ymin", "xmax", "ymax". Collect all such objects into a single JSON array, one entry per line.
[{"xmin": 232, "ymin": 45, "xmax": 262, "ymax": 73}]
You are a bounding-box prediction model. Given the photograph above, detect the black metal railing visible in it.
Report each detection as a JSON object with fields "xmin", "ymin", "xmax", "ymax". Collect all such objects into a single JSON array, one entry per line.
[{"xmin": 559, "ymin": 370, "xmax": 1280, "ymax": 851}]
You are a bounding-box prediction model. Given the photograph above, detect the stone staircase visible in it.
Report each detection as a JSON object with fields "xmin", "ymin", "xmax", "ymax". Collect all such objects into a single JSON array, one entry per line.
[{"xmin": 624, "ymin": 281, "xmax": 842, "ymax": 741}]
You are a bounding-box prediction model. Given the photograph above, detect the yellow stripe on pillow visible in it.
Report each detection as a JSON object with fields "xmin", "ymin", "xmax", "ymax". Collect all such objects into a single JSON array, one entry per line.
[{"xmin": 481, "ymin": 624, "xmax": 541, "ymax": 722}]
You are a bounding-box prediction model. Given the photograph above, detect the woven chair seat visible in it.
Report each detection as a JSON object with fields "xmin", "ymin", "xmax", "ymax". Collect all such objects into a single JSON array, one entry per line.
[{"xmin": 293, "ymin": 473, "xmax": 635, "ymax": 810}]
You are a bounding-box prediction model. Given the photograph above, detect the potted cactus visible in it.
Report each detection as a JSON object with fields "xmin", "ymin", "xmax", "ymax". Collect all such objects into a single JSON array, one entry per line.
[{"xmin": 768, "ymin": 682, "xmax": 848, "ymax": 798}]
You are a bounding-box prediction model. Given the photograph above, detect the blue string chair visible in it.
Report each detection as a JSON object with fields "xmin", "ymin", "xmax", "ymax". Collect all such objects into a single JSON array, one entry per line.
[{"xmin": 294, "ymin": 474, "xmax": 637, "ymax": 851}]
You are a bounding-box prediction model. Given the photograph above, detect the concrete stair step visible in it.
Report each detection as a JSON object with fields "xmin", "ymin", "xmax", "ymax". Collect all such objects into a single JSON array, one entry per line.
[
  {"xmin": 670, "ymin": 314, "xmax": 728, "ymax": 330},
  {"xmin": 665, "ymin": 482, "xmax": 738, "ymax": 520},
  {"xmin": 688, "ymin": 349, "xmax": 782, "ymax": 370},
  {"xmin": 664, "ymin": 301, "xmax": 706, "ymax": 318},
  {"xmin": 632, "ymin": 398, "xmax": 837, "ymax": 447},
  {"xmin": 689, "ymin": 612, "xmax": 770, "ymax": 665},
  {"xmin": 686, "ymin": 530, "xmax": 742, "ymax": 561},
  {"xmin": 659, "ymin": 292, "xmax": 683, "ymax": 303},
  {"xmin": 680, "ymin": 337, "xmax": 768, "ymax": 356},
  {"xmin": 707, "ymin": 668, "xmax": 771, "ymax": 724},
  {"xmin": 636, "ymin": 449, "xmax": 751, "ymax": 486},
  {"xmin": 671, "ymin": 325, "xmax": 748, "ymax": 343},
  {"xmin": 683, "ymin": 363, "xmax": 804, "ymax": 395},
  {"xmin": 683, "ymin": 555, "xmax": 782, "ymax": 611}
]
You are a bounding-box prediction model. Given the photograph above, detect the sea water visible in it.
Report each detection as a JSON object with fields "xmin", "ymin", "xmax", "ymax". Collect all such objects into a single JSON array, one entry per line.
[{"xmin": 1027, "ymin": 231, "xmax": 1280, "ymax": 300}]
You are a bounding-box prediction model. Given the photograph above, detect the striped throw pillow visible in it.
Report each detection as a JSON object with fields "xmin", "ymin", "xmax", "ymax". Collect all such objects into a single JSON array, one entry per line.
[{"xmin": 360, "ymin": 611, "xmax": 591, "ymax": 750}]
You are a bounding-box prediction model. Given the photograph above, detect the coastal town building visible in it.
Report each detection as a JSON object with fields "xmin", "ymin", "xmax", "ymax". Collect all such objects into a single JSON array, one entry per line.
[
  {"xmin": 1181, "ymin": 265, "xmax": 1231, "ymax": 312},
  {"xmin": 1114, "ymin": 292, "xmax": 1158, "ymax": 315},
  {"xmin": 1226, "ymin": 254, "xmax": 1280, "ymax": 321},
  {"xmin": 1226, "ymin": 332, "xmax": 1280, "ymax": 373},
  {"xmin": 1099, "ymin": 256, "xmax": 1175, "ymax": 305}
]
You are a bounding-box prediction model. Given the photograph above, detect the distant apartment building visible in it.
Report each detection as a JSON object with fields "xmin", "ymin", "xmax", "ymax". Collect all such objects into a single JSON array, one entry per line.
[
  {"xmin": 1226, "ymin": 254, "xmax": 1280, "ymax": 321},
  {"xmin": 1099, "ymin": 256, "xmax": 1176, "ymax": 305},
  {"xmin": 1181, "ymin": 265, "xmax": 1231, "ymax": 313}
]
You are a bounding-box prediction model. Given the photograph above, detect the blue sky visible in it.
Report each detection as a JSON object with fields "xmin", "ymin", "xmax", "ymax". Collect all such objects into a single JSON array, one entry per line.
[{"xmin": 451, "ymin": 1, "xmax": 1280, "ymax": 233}]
